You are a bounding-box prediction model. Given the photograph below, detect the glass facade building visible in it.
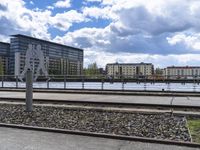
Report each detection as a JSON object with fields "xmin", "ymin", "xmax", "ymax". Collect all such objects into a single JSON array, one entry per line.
[
  {"xmin": 0, "ymin": 42, "xmax": 10, "ymax": 75},
  {"xmin": 8, "ymin": 34, "xmax": 83, "ymax": 76}
]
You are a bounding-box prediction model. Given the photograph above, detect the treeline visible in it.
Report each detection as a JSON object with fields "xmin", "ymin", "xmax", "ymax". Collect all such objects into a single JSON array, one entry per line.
[{"xmin": 83, "ymin": 62, "xmax": 102, "ymax": 76}]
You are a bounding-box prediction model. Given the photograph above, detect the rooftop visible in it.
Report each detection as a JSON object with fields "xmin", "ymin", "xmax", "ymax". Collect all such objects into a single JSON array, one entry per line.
[
  {"xmin": 106, "ymin": 62, "xmax": 153, "ymax": 65},
  {"xmin": 11, "ymin": 34, "xmax": 83, "ymax": 51},
  {"xmin": 167, "ymin": 66, "xmax": 200, "ymax": 69},
  {"xmin": 0, "ymin": 41, "xmax": 10, "ymax": 46}
]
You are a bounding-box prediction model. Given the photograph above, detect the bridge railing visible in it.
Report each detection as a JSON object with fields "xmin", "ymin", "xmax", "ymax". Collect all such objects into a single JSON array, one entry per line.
[{"xmin": 0, "ymin": 74, "xmax": 200, "ymax": 91}]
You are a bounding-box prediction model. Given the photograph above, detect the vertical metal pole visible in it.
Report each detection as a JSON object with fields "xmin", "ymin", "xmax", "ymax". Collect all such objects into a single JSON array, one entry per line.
[
  {"xmin": 122, "ymin": 82, "xmax": 124, "ymax": 90},
  {"xmin": 101, "ymin": 77, "xmax": 104, "ymax": 90},
  {"xmin": 193, "ymin": 78, "xmax": 196, "ymax": 92},
  {"xmin": 47, "ymin": 79, "xmax": 49, "ymax": 89},
  {"xmin": 64, "ymin": 75, "xmax": 66, "ymax": 89},
  {"xmin": 16, "ymin": 75, "xmax": 18, "ymax": 88},
  {"xmin": 2, "ymin": 75, "xmax": 4, "ymax": 88},
  {"xmin": 26, "ymin": 69, "xmax": 33, "ymax": 112},
  {"xmin": 82, "ymin": 76, "xmax": 84, "ymax": 89},
  {"xmin": 167, "ymin": 82, "xmax": 170, "ymax": 91},
  {"xmin": 144, "ymin": 76, "xmax": 147, "ymax": 91},
  {"xmin": 122, "ymin": 76, "xmax": 124, "ymax": 91}
]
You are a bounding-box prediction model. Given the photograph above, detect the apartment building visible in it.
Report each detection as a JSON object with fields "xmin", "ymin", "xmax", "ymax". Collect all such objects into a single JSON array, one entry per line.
[
  {"xmin": 106, "ymin": 62, "xmax": 154, "ymax": 78},
  {"xmin": 163, "ymin": 66, "xmax": 200, "ymax": 79}
]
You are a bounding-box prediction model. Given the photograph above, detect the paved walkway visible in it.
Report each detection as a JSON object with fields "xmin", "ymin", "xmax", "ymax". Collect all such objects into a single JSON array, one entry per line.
[
  {"xmin": 0, "ymin": 127, "xmax": 198, "ymax": 150},
  {"xmin": 0, "ymin": 91, "xmax": 200, "ymax": 107}
]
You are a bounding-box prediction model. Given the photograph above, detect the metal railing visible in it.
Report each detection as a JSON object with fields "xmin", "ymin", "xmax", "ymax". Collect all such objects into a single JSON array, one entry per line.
[{"xmin": 1, "ymin": 74, "xmax": 200, "ymax": 92}]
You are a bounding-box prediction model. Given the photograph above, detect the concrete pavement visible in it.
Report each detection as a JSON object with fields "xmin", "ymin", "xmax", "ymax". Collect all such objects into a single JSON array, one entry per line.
[
  {"xmin": 0, "ymin": 127, "xmax": 198, "ymax": 150},
  {"xmin": 0, "ymin": 91, "xmax": 200, "ymax": 107}
]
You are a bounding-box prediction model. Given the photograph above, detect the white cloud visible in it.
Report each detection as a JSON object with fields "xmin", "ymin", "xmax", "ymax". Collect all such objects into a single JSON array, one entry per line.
[
  {"xmin": 81, "ymin": 0, "xmax": 200, "ymax": 36},
  {"xmin": 0, "ymin": 34, "xmax": 9, "ymax": 43},
  {"xmin": 82, "ymin": 6, "xmax": 111, "ymax": 19},
  {"xmin": 46, "ymin": 6, "xmax": 54, "ymax": 10},
  {"xmin": 167, "ymin": 33, "xmax": 200, "ymax": 51},
  {"xmin": 30, "ymin": 1, "xmax": 34, "ymax": 5},
  {"xmin": 0, "ymin": 0, "xmax": 88, "ymax": 39},
  {"xmin": 101, "ymin": 0, "xmax": 116, "ymax": 6},
  {"xmin": 85, "ymin": 0, "xmax": 102, "ymax": 2},
  {"xmin": 53, "ymin": 0, "xmax": 71, "ymax": 8},
  {"xmin": 0, "ymin": 0, "xmax": 52, "ymax": 39},
  {"xmin": 51, "ymin": 10, "xmax": 87, "ymax": 31},
  {"xmin": 53, "ymin": 27, "xmax": 111, "ymax": 49},
  {"xmin": 60, "ymin": 0, "xmax": 200, "ymax": 56},
  {"xmin": 83, "ymin": 49, "xmax": 200, "ymax": 68}
]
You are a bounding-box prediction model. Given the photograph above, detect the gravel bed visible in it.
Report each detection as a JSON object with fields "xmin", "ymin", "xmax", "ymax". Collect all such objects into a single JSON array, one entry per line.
[{"xmin": 0, "ymin": 103, "xmax": 191, "ymax": 142}]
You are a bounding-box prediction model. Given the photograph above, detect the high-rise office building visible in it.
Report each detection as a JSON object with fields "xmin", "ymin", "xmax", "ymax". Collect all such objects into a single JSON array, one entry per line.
[
  {"xmin": 0, "ymin": 42, "xmax": 10, "ymax": 75},
  {"xmin": 6, "ymin": 34, "xmax": 83, "ymax": 76}
]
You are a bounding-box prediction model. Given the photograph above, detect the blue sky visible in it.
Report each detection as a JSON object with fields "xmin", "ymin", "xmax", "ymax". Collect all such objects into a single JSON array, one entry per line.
[{"xmin": 1, "ymin": 0, "xmax": 200, "ymax": 68}]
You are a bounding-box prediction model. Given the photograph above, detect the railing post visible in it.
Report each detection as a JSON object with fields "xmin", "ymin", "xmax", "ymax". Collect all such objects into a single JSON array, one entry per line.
[
  {"xmin": 101, "ymin": 77, "xmax": 104, "ymax": 90},
  {"xmin": 167, "ymin": 82, "xmax": 170, "ymax": 91},
  {"xmin": 193, "ymin": 77, "xmax": 196, "ymax": 92},
  {"xmin": 121, "ymin": 75, "xmax": 124, "ymax": 91},
  {"xmin": 16, "ymin": 75, "xmax": 18, "ymax": 88},
  {"xmin": 144, "ymin": 76, "xmax": 147, "ymax": 91},
  {"xmin": 64, "ymin": 75, "xmax": 66, "ymax": 89},
  {"xmin": 47, "ymin": 78, "xmax": 49, "ymax": 89},
  {"xmin": 82, "ymin": 76, "xmax": 84, "ymax": 89},
  {"xmin": 1, "ymin": 75, "xmax": 4, "ymax": 88}
]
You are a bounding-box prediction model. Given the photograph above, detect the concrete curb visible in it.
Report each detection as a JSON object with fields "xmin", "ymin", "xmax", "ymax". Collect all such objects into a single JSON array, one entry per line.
[
  {"xmin": 0, "ymin": 97, "xmax": 200, "ymax": 109},
  {"xmin": 0, "ymin": 123, "xmax": 199, "ymax": 148},
  {"xmin": 0, "ymin": 101, "xmax": 200, "ymax": 117}
]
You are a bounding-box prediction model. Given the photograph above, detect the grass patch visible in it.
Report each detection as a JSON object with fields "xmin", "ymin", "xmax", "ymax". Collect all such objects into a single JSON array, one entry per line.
[{"xmin": 187, "ymin": 119, "xmax": 200, "ymax": 143}]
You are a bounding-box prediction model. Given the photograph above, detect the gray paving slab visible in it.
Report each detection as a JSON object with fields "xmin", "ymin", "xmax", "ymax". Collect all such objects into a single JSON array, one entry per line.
[
  {"xmin": 0, "ymin": 91, "xmax": 199, "ymax": 107},
  {"xmin": 0, "ymin": 127, "xmax": 198, "ymax": 150},
  {"xmin": 173, "ymin": 97, "xmax": 200, "ymax": 106}
]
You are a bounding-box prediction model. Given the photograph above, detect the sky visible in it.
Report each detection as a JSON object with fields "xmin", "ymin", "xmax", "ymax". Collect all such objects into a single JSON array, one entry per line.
[{"xmin": 1, "ymin": 0, "xmax": 200, "ymax": 68}]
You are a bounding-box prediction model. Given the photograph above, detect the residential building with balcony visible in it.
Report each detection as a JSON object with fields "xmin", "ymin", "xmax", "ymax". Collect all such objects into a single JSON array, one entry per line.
[
  {"xmin": 106, "ymin": 62, "xmax": 154, "ymax": 78},
  {"xmin": 163, "ymin": 66, "xmax": 200, "ymax": 79}
]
